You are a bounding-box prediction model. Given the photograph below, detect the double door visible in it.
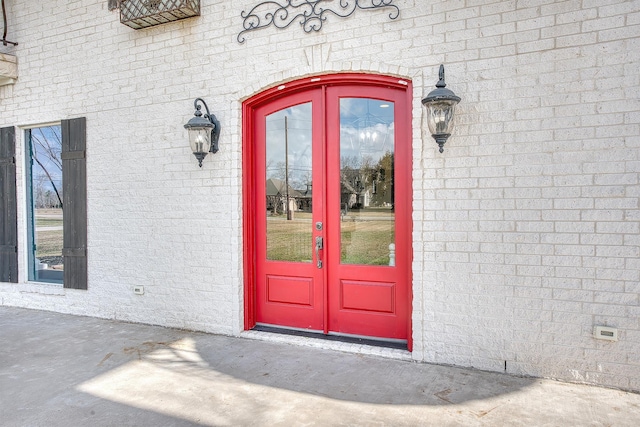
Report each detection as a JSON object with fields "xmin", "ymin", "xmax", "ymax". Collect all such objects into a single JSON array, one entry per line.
[{"xmin": 249, "ymin": 79, "xmax": 411, "ymax": 342}]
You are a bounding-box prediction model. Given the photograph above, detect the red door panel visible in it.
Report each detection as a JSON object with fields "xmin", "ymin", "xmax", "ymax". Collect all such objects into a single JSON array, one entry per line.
[
  {"xmin": 325, "ymin": 85, "xmax": 411, "ymax": 340},
  {"xmin": 266, "ymin": 275, "xmax": 314, "ymax": 306},
  {"xmin": 254, "ymin": 90, "xmax": 325, "ymax": 331},
  {"xmin": 341, "ymin": 280, "xmax": 396, "ymax": 313}
]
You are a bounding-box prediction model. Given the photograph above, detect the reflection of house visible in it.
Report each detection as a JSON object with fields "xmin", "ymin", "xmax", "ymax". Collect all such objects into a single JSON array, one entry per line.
[
  {"xmin": 341, "ymin": 176, "xmax": 366, "ymax": 210},
  {"xmin": 340, "ymin": 168, "xmax": 365, "ymax": 209},
  {"xmin": 341, "ymin": 169, "xmax": 392, "ymax": 210},
  {"xmin": 266, "ymin": 178, "xmax": 303, "ymax": 214},
  {"xmin": 296, "ymin": 184, "xmax": 312, "ymax": 211}
]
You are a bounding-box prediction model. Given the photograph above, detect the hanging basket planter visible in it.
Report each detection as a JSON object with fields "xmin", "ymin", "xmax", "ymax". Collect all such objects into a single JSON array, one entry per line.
[{"xmin": 119, "ymin": 0, "xmax": 200, "ymax": 30}]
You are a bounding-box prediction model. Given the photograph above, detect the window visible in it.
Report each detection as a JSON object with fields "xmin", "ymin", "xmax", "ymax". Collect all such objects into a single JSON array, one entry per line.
[
  {"xmin": 23, "ymin": 118, "xmax": 87, "ymax": 289},
  {"xmin": 26, "ymin": 125, "xmax": 64, "ymax": 284},
  {"xmin": 2, "ymin": 118, "xmax": 86, "ymax": 288}
]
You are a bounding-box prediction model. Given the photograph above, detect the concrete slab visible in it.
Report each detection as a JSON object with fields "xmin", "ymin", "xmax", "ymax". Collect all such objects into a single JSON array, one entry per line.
[{"xmin": 1, "ymin": 306, "xmax": 639, "ymax": 426}]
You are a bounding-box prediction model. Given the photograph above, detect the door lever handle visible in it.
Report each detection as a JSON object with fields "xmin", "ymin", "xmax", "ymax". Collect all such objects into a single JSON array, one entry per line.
[{"xmin": 315, "ymin": 236, "xmax": 323, "ymax": 269}]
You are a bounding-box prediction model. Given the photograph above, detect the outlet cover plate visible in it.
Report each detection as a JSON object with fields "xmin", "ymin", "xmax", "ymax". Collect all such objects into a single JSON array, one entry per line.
[{"xmin": 594, "ymin": 326, "xmax": 618, "ymax": 341}]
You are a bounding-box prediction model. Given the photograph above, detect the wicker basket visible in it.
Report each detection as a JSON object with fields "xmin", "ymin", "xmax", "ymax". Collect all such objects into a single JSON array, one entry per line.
[{"xmin": 119, "ymin": 0, "xmax": 200, "ymax": 30}]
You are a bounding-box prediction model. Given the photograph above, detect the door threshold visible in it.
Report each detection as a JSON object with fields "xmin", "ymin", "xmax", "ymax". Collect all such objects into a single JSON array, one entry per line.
[{"xmin": 253, "ymin": 324, "xmax": 408, "ymax": 350}]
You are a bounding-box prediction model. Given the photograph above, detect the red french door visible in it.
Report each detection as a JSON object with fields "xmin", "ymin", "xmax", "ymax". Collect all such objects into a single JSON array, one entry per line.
[{"xmin": 244, "ymin": 75, "xmax": 412, "ymax": 346}]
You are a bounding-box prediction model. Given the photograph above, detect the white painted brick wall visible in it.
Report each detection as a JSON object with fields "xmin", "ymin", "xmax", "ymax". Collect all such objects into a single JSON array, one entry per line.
[{"xmin": 0, "ymin": 0, "xmax": 638, "ymax": 392}]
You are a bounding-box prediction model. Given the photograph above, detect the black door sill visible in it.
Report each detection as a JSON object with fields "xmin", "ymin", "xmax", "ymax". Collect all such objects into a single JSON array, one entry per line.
[{"xmin": 253, "ymin": 324, "xmax": 408, "ymax": 350}]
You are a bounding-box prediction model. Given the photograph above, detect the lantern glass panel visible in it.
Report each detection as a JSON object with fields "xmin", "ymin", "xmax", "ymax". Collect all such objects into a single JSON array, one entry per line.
[
  {"xmin": 426, "ymin": 100, "xmax": 457, "ymax": 135},
  {"xmin": 189, "ymin": 128, "xmax": 211, "ymax": 154}
]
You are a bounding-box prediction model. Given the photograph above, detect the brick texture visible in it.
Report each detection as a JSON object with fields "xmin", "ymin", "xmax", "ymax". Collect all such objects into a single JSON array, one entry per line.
[{"xmin": 0, "ymin": 0, "xmax": 638, "ymax": 392}]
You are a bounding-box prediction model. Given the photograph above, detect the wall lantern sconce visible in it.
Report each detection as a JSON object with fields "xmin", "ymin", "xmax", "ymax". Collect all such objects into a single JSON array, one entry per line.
[
  {"xmin": 421, "ymin": 65, "xmax": 461, "ymax": 153},
  {"xmin": 184, "ymin": 98, "xmax": 220, "ymax": 167}
]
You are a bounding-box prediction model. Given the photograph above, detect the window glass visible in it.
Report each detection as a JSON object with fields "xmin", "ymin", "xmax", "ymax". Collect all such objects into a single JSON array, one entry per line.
[
  {"xmin": 339, "ymin": 98, "xmax": 395, "ymax": 265},
  {"xmin": 265, "ymin": 103, "xmax": 313, "ymax": 262},
  {"xmin": 26, "ymin": 125, "xmax": 64, "ymax": 284}
]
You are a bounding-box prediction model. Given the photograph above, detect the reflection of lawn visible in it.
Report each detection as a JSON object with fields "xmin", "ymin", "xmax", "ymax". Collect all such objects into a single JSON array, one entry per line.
[
  {"xmin": 267, "ymin": 216, "xmax": 313, "ymax": 262},
  {"xmin": 36, "ymin": 208, "xmax": 63, "ymax": 217},
  {"xmin": 341, "ymin": 220, "xmax": 394, "ymax": 265},
  {"xmin": 35, "ymin": 209, "xmax": 63, "ymax": 260},
  {"xmin": 343, "ymin": 207, "xmax": 395, "ymax": 218},
  {"xmin": 36, "ymin": 218, "xmax": 63, "ymax": 227},
  {"xmin": 267, "ymin": 213, "xmax": 394, "ymax": 265},
  {"xmin": 35, "ymin": 230, "xmax": 63, "ymax": 259}
]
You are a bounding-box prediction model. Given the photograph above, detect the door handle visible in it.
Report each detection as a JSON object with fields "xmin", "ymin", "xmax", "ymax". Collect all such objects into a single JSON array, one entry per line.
[{"xmin": 315, "ymin": 236, "xmax": 323, "ymax": 269}]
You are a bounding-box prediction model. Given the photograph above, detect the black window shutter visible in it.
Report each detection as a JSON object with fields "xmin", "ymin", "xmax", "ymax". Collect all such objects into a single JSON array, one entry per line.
[
  {"xmin": 0, "ymin": 126, "xmax": 18, "ymax": 283},
  {"xmin": 61, "ymin": 118, "xmax": 87, "ymax": 290}
]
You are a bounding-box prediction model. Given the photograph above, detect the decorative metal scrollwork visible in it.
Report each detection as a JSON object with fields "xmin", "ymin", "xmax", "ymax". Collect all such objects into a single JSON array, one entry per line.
[{"xmin": 238, "ymin": 0, "xmax": 399, "ymax": 43}]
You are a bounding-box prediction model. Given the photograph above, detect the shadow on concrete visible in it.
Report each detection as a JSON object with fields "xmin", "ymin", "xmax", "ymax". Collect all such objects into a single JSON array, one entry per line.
[
  {"xmin": 192, "ymin": 333, "xmax": 533, "ymax": 406},
  {"xmin": 0, "ymin": 307, "xmax": 206, "ymax": 426},
  {"xmin": 2, "ymin": 306, "xmax": 639, "ymax": 426}
]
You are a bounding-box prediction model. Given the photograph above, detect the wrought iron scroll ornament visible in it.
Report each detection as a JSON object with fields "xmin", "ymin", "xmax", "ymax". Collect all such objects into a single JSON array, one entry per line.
[{"xmin": 238, "ymin": 0, "xmax": 399, "ymax": 43}]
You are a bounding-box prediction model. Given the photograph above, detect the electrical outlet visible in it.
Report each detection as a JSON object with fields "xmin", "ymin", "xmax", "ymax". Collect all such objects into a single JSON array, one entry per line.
[
  {"xmin": 594, "ymin": 326, "xmax": 618, "ymax": 342},
  {"xmin": 133, "ymin": 286, "xmax": 144, "ymax": 295}
]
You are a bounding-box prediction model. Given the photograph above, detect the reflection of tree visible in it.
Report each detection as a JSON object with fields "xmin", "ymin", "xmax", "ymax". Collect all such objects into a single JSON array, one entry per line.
[
  {"xmin": 31, "ymin": 127, "xmax": 63, "ymax": 209},
  {"xmin": 268, "ymin": 161, "xmax": 312, "ymax": 192},
  {"xmin": 370, "ymin": 152, "xmax": 394, "ymax": 208},
  {"xmin": 34, "ymin": 175, "xmax": 61, "ymax": 208},
  {"xmin": 266, "ymin": 182, "xmax": 285, "ymax": 215},
  {"xmin": 266, "ymin": 111, "xmax": 313, "ymax": 207}
]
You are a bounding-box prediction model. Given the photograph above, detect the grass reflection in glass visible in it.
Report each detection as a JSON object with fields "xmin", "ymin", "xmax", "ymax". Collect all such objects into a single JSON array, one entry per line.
[
  {"xmin": 341, "ymin": 209, "xmax": 395, "ymax": 266},
  {"xmin": 266, "ymin": 210, "xmax": 395, "ymax": 265},
  {"xmin": 34, "ymin": 208, "xmax": 64, "ymax": 268},
  {"xmin": 267, "ymin": 213, "xmax": 313, "ymax": 262}
]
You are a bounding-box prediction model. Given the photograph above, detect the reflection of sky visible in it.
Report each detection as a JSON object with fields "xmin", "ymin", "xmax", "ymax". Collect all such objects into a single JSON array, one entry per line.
[
  {"xmin": 340, "ymin": 99, "xmax": 394, "ymax": 165},
  {"xmin": 264, "ymin": 99, "xmax": 395, "ymax": 188},
  {"xmin": 29, "ymin": 126, "xmax": 63, "ymax": 190},
  {"xmin": 266, "ymin": 103, "xmax": 312, "ymax": 189}
]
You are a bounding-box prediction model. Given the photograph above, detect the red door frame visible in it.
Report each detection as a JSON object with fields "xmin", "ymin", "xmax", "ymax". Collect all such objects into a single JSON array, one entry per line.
[{"xmin": 243, "ymin": 73, "xmax": 413, "ymax": 350}]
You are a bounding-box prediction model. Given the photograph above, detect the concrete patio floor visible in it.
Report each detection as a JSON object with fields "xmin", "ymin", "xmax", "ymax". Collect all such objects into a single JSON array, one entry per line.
[{"xmin": 1, "ymin": 306, "xmax": 639, "ymax": 426}]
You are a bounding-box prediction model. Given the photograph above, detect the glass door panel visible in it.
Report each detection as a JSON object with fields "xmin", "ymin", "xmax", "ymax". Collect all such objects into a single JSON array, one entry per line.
[
  {"xmin": 338, "ymin": 98, "xmax": 395, "ymax": 265},
  {"xmin": 265, "ymin": 103, "xmax": 313, "ymax": 262}
]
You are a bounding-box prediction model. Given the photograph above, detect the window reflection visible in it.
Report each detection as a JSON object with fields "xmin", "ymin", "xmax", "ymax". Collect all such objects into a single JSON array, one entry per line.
[
  {"xmin": 339, "ymin": 99, "xmax": 395, "ymax": 265},
  {"xmin": 26, "ymin": 125, "xmax": 64, "ymax": 283},
  {"xmin": 265, "ymin": 103, "xmax": 313, "ymax": 262}
]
